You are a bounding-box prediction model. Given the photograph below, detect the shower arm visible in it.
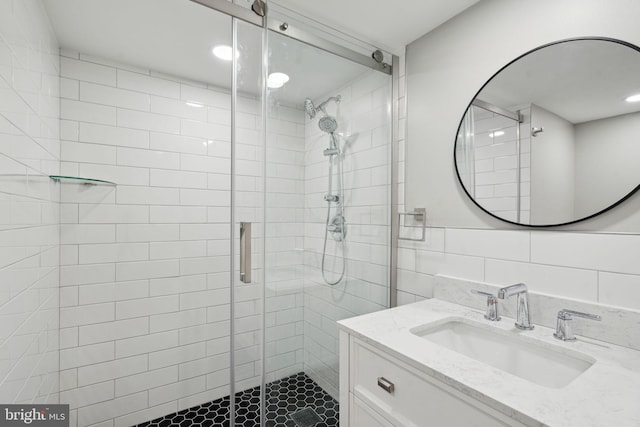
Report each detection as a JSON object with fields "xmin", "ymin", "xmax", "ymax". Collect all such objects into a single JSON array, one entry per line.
[{"xmin": 316, "ymin": 96, "xmax": 341, "ymax": 112}]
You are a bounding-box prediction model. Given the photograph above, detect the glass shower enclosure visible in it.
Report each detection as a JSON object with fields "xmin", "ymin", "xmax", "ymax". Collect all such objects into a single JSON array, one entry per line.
[{"xmin": 0, "ymin": 0, "xmax": 395, "ymax": 425}]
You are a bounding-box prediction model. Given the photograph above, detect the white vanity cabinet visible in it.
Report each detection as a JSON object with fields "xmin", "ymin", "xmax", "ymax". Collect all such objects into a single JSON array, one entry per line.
[{"xmin": 340, "ymin": 332, "xmax": 527, "ymax": 427}]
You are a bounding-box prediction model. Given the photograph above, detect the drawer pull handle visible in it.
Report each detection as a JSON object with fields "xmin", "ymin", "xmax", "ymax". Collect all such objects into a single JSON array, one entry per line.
[{"xmin": 377, "ymin": 377, "xmax": 395, "ymax": 394}]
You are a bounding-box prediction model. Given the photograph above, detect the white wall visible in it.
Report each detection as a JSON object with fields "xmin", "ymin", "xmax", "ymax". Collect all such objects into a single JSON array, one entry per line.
[
  {"xmin": 405, "ymin": 0, "xmax": 640, "ymax": 232},
  {"xmin": 530, "ymin": 103, "xmax": 575, "ymax": 224},
  {"xmin": 398, "ymin": 0, "xmax": 640, "ymax": 311},
  {"xmin": 574, "ymin": 111, "xmax": 640, "ymax": 217},
  {"xmin": 0, "ymin": 0, "xmax": 60, "ymax": 405},
  {"xmin": 303, "ymin": 69, "xmax": 391, "ymax": 398}
]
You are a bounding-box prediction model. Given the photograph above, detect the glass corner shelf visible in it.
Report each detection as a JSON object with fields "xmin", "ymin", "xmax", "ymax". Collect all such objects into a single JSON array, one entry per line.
[{"xmin": 49, "ymin": 175, "xmax": 116, "ymax": 186}]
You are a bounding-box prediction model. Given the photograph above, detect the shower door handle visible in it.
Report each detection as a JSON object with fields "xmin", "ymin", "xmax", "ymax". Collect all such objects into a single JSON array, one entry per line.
[{"xmin": 240, "ymin": 222, "xmax": 251, "ymax": 283}]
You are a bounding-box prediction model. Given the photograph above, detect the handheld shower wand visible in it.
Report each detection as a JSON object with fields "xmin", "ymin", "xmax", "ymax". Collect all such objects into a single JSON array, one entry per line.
[{"xmin": 304, "ymin": 95, "xmax": 346, "ymax": 286}]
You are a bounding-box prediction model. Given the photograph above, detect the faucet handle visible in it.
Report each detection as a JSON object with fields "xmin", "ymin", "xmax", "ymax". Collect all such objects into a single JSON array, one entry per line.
[
  {"xmin": 558, "ymin": 309, "xmax": 602, "ymax": 321},
  {"xmin": 553, "ymin": 309, "xmax": 602, "ymax": 341},
  {"xmin": 471, "ymin": 289, "xmax": 501, "ymax": 321},
  {"xmin": 470, "ymin": 289, "xmax": 493, "ymax": 297}
]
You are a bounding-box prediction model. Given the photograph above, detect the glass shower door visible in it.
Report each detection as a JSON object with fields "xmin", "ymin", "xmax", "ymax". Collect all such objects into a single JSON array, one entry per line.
[
  {"xmin": 262, "ymin": 23, "xmax": 393, "ymax": 426},
  {"xmin": 29, "ymin": 0, "xmax": 266, "ymax": 425},
  {"xmin": 2, "ymin": 1, "xmax": 396, "ymax": 425},
  {"xmin": 229, "ymin": 17, "xmax": 266, "ymax": 427}
]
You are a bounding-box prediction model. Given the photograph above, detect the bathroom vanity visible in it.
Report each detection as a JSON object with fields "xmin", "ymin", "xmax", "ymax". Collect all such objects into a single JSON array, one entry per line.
[
  {"xmin": 341, "ymin": 328, "xmax": 526, "ymax": 426},
  {"xmin": 338, "ymin": 289, "xmax": 640, "ymax": 426}
]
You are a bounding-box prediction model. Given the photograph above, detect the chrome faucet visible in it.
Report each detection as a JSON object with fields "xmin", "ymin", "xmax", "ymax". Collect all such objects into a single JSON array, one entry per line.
[
  {"xmin": 497, "ymin": 283, "xmax": 534, "ymax": 330},
  {"xmin": 553, "ymin": 309, "xmax": 602, "ymax": 341}
]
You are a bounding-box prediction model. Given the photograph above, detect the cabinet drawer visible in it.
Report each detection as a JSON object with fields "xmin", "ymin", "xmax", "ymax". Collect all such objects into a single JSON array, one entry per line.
[
  {"xmin": 350, "ymin": 393, "xmax": 395, "ymax": 427},
  {"xmin": 351, "ymin": 338, "xmax": 513, "ymax": 427}
]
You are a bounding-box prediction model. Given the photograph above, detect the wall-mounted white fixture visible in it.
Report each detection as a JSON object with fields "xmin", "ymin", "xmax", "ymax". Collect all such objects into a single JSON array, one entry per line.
[
  {"xmin": 212, "ymin": 45, "xmax": 235, "ymax": 61},
  {"xmin": 624, "ymin": 93, "xmax": 640, "ymax": 103},
  {"xmin": 531, "ymin": 126, "xmax": 544, "ymax": 137},
  {"xmin": 398, "ymin": 208, "xmax": 426, "ymax": 241},
  {"xmin": 267, "ymin": 72, "xmax": 289, "ymax": 88}
]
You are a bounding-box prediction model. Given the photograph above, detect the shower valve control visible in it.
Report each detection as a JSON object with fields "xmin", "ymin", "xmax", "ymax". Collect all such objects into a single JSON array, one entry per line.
[
  {"xmin": 324, "ymin": 194, "xmax": 339, "ymax": 203},
  {"xmin": 327, "ymin": 214, "xmax": 347, "ymax": 242}
]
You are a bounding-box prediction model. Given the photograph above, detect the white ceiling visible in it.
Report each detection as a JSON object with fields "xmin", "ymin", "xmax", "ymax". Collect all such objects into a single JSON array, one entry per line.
[
  {"xmin": 42, "ymin": 0, "xmax": 382, "ymax": 106},
  {"xmin": 479, "ymin": 39, "xmax": 640, "ymax": 124},
  {"xmin": 42, "ymin": 0, "xmax": 479, "ymax": 107},
  {"xmin": 43, "ymin": 0, "xmax": 236, "ymax": 89},
  {"xmin": 270, "ymin": 0, "xmax": 480, "ymax": 54},
  {"xmin": 268, "ymin": 32, "xmax": 367, "ymax": 106}
]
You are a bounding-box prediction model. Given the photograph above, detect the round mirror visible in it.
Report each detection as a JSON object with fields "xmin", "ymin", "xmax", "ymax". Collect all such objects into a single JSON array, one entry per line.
[{"xmin": 454, "ymin": 38, "xmax": 640, "ymax": 226}]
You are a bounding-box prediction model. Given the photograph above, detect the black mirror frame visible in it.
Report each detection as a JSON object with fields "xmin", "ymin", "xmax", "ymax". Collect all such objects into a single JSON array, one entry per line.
[{"xmin": 453, "ymin": 36, "xmax": 640, "ymax": 228}]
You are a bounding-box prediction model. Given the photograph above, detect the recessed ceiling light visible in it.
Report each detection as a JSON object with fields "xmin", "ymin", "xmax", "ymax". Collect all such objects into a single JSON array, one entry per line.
[
  {"xmin": 489, "ymin": 131, "xmax": 505, "ymax": 138},
  {"xmin": 212, "ymin": 45, "xmax": 235, "ymax": 61},
  {"xmin": 624, "ymin": 93, "xmax": 640, "ymax": 103},
  {"xmin": 267, "ymin": 72, "xmax": 290, "ymax": 89}
]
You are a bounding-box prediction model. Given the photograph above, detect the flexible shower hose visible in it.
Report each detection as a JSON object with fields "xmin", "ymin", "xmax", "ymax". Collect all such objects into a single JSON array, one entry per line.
[{"xmin": 321, "ymin": 133, "xmax": 346, "ymax": 286}]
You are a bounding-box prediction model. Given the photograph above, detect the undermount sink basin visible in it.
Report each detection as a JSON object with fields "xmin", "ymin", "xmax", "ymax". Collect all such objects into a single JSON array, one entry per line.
[{"xmin": 411, "ymin": 319, "xmax": 595, "ymax": 388}]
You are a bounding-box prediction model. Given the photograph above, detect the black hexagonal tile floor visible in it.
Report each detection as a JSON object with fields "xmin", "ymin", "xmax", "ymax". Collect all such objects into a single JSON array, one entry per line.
[{"xmin": 134, "ymin": 373, "xmax": 339, "ymax": 427}]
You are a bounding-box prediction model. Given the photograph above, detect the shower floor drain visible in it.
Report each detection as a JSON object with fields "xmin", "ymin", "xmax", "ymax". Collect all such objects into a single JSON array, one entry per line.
[{"xmin": 290, "ymin": 408, "xmax": 323, "ymax": 427}]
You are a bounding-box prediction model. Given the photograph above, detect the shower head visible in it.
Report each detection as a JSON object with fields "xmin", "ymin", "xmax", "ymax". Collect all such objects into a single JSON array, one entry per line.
[
  {"xmin": 304, "ymin": 98, "xmax": 316, "ymax": 119},
  {"xmin": 318, "ymin": 116, "xmax": 338, "ymax": 134},
  {"xmin": 304, "ymin": 95, "xmax": 341, "ymax": 133},
  {"xmin": 303, "ymin": 95, "xmax": 341, "ymax": 120}
]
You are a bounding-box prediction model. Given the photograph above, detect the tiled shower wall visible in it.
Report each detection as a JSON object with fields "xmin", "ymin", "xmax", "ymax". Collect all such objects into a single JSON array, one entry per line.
[
  {"xmin": 0, "ymin": 0, "xmax": 60, "ymax": 405},
  {"xmin": 303, "ymin": 69, "xmax": 391, "ymax": 398},
  {"xmin": 57, "ymin": 50, "xmax": 303, "ymax": 426},
  {"xmin": 461, "ymin": 106, "xmax": 531, "ymax": 224},
  {"xmin": 264, "ymin": 102, "xmax": 306, "ymax": 384}
]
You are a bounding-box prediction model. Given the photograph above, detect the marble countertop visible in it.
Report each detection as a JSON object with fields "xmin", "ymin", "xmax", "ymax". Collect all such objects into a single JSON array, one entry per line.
[{"xmin": 338, "ymin": 298, "xmax": 640, "ymax": 427}]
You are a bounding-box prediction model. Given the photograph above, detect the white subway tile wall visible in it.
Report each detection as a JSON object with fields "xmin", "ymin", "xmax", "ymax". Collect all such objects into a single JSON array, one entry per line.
[
  {"xmin": 398, "ymin": 226, "xmax": 640, "ymax": 310},
  {"xmin": 58, "ymin": 52, "xmax": 270, "ymax": 426},
  {"xmin": 398, "ymin": 230, "xmax": 640, "ymax": 311},
  {"xmin": 397, "ymin": 219, "xmax": 640, "ymax": 310},
  {"xmin": 458, "ymin": 106, "xmax": 531, "ymax": 224},
  {"xmin": 263, "ymin": 102, "xmax": 306, "ymax": 386},
  {"xmin": 302, "ymin": 70, "xmax": 392, "ymax": 398},
  {"xmin": 0, "ymin": 0, "xmax": 61, "ymax": 405}
]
